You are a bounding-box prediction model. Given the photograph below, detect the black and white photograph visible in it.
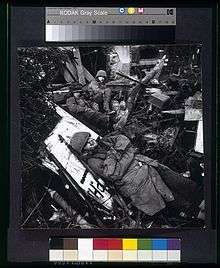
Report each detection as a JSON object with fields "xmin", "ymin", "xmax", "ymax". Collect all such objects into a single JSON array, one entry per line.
[{"xmin": 19, "ymin": 45, "xmax": 205, "ymax": 229}]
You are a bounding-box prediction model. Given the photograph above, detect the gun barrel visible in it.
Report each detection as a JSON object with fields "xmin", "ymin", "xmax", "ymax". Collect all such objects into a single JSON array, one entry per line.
[{"xmin": 116, "ymin": 71, "xmax": 145, "ymax": 85}]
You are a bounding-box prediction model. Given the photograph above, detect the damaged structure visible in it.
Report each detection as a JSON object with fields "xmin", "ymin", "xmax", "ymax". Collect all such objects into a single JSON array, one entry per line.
[{"xmin": 20, "ymin": 45, "xmax": 204, "ymax": 229}]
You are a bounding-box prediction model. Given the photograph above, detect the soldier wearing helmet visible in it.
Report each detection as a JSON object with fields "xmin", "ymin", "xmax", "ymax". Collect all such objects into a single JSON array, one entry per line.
[
  {"xmin": 88, "ymin": 70, "xmax": 112, "ymax": 113},
  {"xmin": 69, "ymin": 131, "xmax": 198, "ymax": 218},
  {"xmin": 96, "ymin": 70, "xmax": 107, "ymax": 83},
  {"xmin": 66, "ymin": 70, "xmax": 112, "ymax": 134}
]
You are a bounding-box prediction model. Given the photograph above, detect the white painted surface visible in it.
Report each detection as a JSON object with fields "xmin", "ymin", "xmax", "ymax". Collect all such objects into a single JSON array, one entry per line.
[
  {"xmin": 42, "ymin": 105, "xmax": 113, "ymax": 211},
  {"xmin": 195, "ymin": 120, "xmax": 204, "ymax": 154}
]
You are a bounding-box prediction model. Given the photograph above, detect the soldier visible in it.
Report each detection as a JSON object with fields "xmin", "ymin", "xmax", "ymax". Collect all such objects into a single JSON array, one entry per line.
[
  {"xmin": 69, "ymin": 132, "xmax": 199, "ymax": 217},
  {"xmin": 88, "ymin": 70, "xmax": 112, "ymax": 113},
  {"xmin": 66, "ymin": 91, "xmax": 110, "ymax": 133}
]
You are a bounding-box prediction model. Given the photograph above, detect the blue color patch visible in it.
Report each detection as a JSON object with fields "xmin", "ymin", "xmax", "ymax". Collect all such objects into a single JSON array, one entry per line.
[{"xmin": 152, "ymin": 239, "xmax": 167, "ymax": 250}]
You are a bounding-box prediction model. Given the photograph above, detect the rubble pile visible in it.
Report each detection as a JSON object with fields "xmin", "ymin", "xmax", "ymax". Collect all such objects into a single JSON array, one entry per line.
[{"xmin": 20, "ymin": 46, "xmax": 204, "ymax": 229}]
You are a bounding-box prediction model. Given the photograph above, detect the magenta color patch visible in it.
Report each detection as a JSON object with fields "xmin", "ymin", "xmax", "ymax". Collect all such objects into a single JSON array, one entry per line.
[{"xmin": 168, "ymin": 239, "xmax": 181, "ymax": 250}]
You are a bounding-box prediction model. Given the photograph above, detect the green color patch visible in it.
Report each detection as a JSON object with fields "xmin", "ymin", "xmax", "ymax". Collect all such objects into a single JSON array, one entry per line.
[{"xmin": 137, "ymin": 239, "xmax": 152, "ymax": 250}]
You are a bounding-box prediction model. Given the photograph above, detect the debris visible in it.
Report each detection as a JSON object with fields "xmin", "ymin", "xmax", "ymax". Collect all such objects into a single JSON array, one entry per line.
[
  {"xmin": 45, "ymin": 186, "xmax": 78, "ymax": 218},
  {"xmin": 197, "ymin": 200, "xmax": 205, "ymax": 221},
  {"xmin": 148, "ymin": 92, "xmax": 170, "ymax": 109},
  {"xmin": 162, "ymin": 109, "xmax": 185, "ymax": 115},
  {"xmin": 45, "ymin": 186, "xmax": 93, "ymax": 228},
  {"xmin": 20, "ymin": 45, "xmax": 204, "ymax": 229}
]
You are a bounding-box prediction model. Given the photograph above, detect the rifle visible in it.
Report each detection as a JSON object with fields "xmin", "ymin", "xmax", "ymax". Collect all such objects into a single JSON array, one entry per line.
[{"xmin": 116, "ymin": 71, "xmax": 147, "ymax": 86}]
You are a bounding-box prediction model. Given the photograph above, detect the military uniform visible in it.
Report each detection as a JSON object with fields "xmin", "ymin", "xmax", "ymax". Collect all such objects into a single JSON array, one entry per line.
[
  {"xmin": 74, "ymin": 133, "xmax": 198, "ymax": 216},
  {"xmin": 66, "ymin": 94, "xmax": 109, "ymax": 131},
  {"xmin": 87, "ymin": 70, "xmax": 112, "ymax": 113}
]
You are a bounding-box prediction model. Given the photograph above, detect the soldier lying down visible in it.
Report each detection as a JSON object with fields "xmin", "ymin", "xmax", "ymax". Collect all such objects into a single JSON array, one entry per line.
[{"xmin": 70, "ymin": 132, "xmax": 198, "ymax": 217}]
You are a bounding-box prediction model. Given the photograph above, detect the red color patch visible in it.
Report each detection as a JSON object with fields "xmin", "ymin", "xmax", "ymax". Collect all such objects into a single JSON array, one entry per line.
[
  {"xmin": 93, "ymin": 239, "xmax": 108, "ymax": 250},
  {"xmin": 108, "ymin": 239, "xmax": 122, "ymax": 250}
]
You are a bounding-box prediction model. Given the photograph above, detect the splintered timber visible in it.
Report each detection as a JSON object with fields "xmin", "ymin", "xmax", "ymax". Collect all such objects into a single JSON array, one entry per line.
[{"xmin": 19, "ymin": 45, "xmax": 204, "ymax": 229}]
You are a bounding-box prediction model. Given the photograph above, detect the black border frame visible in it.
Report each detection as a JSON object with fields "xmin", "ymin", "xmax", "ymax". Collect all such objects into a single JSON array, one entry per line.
[{"xmin": 1, "ymin": 0, "xmax": 219, "ymax": 266}]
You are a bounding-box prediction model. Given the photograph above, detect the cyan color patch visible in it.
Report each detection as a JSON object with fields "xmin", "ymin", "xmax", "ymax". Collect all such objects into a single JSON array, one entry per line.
[{"xmin": 152, "ymin": 239, "xmax": 167, "ymax": 250}]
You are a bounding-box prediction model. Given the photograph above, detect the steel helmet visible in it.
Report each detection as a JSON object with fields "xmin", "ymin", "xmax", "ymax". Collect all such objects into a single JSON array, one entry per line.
[
  {"xmin": 70, "ymin": 132, "xmax": 90, "ymax": 153},
  {"xmin": 96, "ymin": 70, "xmax": 107, "ymax": 78}
]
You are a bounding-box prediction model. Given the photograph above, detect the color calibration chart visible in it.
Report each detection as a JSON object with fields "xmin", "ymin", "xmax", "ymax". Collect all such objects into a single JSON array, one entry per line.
[
  {"xmin": 49, "ymin": 237, "xmax": 181, "ymax": 262},
  {"xmin": 45, "ymin": 7, "xmax": 176, "ymax": 42}
]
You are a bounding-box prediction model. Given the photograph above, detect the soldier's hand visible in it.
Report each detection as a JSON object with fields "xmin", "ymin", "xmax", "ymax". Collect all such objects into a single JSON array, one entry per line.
[{"xmin": 107, "ymin": 111, "xmax": 116, "ymax": 115}]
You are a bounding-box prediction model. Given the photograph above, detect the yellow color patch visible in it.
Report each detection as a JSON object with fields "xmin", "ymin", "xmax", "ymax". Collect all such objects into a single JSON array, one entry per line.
[
  {"xmin": 128, "ymin": 7, "xmax": 136, "ymax": 15},
  {"xmin": 122, "ymin": 239, "xmax": 137, "ymax": 250}
]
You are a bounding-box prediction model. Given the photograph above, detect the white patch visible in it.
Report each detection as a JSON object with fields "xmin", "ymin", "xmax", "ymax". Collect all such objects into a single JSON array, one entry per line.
[{"xmin": 42, "ymin": 104, "xmax": 113, "ymax": 211}]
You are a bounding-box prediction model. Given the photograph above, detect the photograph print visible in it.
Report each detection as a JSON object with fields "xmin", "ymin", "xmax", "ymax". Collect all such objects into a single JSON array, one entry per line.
[{"xmin": 19, "ymin": 45, "xmax": 205, "ymax": 229}]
